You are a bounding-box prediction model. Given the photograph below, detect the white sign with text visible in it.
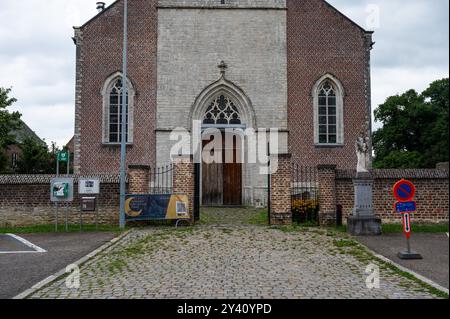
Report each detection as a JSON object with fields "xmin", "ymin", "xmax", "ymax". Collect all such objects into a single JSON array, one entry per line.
[{"xmin": 78, "ymin": 179, "xmax": 100, "ymax": 195}]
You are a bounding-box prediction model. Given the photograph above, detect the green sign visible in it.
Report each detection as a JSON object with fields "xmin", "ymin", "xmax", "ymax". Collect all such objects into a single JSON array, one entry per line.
[
  {"xmin": 52, "ymin": 182, "xmax": 69, "ymax": 198},
  {"xmin": 57, "ymin": 151, "xmax": 69, "ymax": 163}
]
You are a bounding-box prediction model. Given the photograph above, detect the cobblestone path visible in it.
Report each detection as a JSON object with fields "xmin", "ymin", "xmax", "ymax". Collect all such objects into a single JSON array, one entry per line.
[{"xmin": 30, "ymin": 208, "xmax": 441, "ymax": 299}]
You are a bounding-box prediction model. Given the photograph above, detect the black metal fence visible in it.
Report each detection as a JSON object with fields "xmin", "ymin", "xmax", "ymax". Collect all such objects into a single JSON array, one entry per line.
[
  {"xmin": 149, "ymin": 164, "xmax": 174, "ymax": 194},
  {"xmin": 291, "ymin": 165, "xmax": 320, "ymax": 224}
]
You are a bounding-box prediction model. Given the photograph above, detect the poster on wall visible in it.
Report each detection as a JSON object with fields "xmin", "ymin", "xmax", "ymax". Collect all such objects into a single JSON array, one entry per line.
[
  {"xmin": 50, "ymin": 178, "xmax": 74, "ymax": 203},
  {"xmin": 79, "ymin": 178, "xmax": 101, "ymax": 195},
  {"xmin": 125, "ymin": 194, "xmax": 190, "ymax": 222}
]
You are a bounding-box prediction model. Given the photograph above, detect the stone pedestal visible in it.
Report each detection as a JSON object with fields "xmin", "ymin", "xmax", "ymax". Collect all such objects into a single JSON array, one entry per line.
[{"xmin": 347, "ymin": 172, "xmax": 381, "ymax": 236}]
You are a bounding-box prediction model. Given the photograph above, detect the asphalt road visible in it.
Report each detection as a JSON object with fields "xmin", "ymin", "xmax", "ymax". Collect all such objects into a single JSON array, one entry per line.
[
  {"xmin": 357, "ymin": 233, "xmax": 449, "ymax": 289},
  {"xmin": 0, "ymin": 232, "xmax": 118, "ymax": 299},
  {"xmin": 0, "ymin": 234, "xmax": 35, "ymax": 252}
]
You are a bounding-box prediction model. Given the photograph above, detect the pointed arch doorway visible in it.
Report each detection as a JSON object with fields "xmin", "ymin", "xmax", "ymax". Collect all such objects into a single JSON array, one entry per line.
[
  {"xmin": 201, "ymin": 95, "xmax": 244, "ymax": 206},
  {"xmin": 190, "ymin": 65, "xmax": 256, "ymax": 207}
]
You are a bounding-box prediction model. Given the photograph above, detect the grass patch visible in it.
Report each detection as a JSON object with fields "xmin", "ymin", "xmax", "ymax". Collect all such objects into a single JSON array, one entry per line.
[
  {"xmin": 0, "ymin": 224, "xmax": 125, "ymax": 234},
  {"xmin": 382, "ymin": 223, "xmax": 449, "ymax": 234},
  {"xmin": 271, "ymin": 223, "xmax": 347, "ymax": 235},
  {"xmin": 336, "ymin": 239, "xmax": 449, "ymax": 299},
  {"xmin": 247, "ymin": 210, "xmax": 269, "ymax": 225},
  {"xmin": 199, "ymin": 210, "xmax": 211, "ymax": 225},
  {"xmin": 333, "ymin": 225, "xmax": 347, "ymax": 233},
  {"xmin": 107, "ymin": 258, "xmax": 128, "ymax": 274},
  {"xmin": 271, "ymin": 225, "xmax": 303, "ymax": 233},
  {"xmin": 221, "ymin": 228, "xmax": 233, "ymax": 234},
  {"xmin": 377, "ymin": 258, "xmax": 449, "ymax": 299},
  {"xmin": 333, "ymin": 238, "xmax": 359, "ymax": 248},
  {"xmin": 294, "ymin": 221, "xmax": 320, "ymax": 228},
  {"xmin": 104, "ymin": 229, "xmax": 187, "ymax": 275}
]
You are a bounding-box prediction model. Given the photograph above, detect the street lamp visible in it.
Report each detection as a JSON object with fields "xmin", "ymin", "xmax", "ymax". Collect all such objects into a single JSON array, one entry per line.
[{"xmin": 119, "ymin": 0, "xmax": 128, "ymax": 229}]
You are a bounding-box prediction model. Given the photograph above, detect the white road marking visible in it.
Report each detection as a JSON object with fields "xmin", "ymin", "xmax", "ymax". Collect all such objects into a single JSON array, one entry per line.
[
  {"xmin": 0, "ymin": 251, "xmax": 45, "ymax": 255},
  {"xmin": 0, "ymin": 234, "xmax": 47, "ymax": 254}
]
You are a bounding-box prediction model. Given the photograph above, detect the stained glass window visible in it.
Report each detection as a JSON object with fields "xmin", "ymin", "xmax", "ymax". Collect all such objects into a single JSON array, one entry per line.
[
  {"xmin": 317, "ymin": 81, "xmax": 338, "ymax": 144},
  {"xmin": 108, "ymin": 79, "xmax": 129, "ymax": 143},
  {"xmin": 203, "ymin": 95, "xmax": 241, "ymax": 125}
]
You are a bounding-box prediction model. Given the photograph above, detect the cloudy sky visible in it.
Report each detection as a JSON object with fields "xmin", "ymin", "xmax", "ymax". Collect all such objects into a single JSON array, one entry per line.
[{"xmin": 0, "ymin": 0, "xmax": 448, "ymax": 147}]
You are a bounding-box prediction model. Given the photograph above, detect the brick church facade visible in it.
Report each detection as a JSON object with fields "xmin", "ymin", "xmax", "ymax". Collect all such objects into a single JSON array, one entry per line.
[{"xmin": 73, "ymin": 0, "xmax": 374, "ymax": 207}]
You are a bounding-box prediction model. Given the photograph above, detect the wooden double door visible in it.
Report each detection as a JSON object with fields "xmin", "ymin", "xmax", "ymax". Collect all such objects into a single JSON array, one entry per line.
[{"xmin": 202, "ymin": 131, "xmax": 243, "ymax": 207}]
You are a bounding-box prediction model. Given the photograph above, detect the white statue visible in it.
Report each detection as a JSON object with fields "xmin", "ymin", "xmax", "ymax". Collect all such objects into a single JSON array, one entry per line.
[{"xmin": 356, "ymin": 134, "xmax": 370, "ymax": 173}]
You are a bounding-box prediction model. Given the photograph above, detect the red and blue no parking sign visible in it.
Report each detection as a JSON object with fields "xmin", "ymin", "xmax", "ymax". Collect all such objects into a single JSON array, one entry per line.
[
  {"xmin": 393, "ymin": 179, "xmax": 416, "ymax": 203},
  {"xmin": 393, "ymin": 179, "xmax": 422, "ymax": 259}
]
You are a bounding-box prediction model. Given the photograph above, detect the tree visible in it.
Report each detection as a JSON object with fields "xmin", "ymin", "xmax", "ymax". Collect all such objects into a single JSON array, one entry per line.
[
  {"xmin": 0, "ymin": 87, "xmax": 22, "ymax": 172},
  {"xmin": 373, "ymin": 78, "xmax": 449, "ymax": 168},
  {"xmin": 16, "ymin": 137, "xmax": 53, "ymax": 174},
  {"xmin": 0, "ymin": 149, "xmax": 6, "ymax": 172}
]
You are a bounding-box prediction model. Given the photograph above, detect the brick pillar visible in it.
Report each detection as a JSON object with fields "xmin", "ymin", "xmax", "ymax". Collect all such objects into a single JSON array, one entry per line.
[
  {"xmin": 173, "ymin": 155, "xmax": 195, "ymax": 222},
  {"xmin": 128, "ymin": 165, "xmax": 150, "ymax": 194},
  {"xmin": 270, "ymin": 154, "xmax": 293, "ymax": 226},
  {"xmin": 317, "ymin": 165, "xmax": 337, "ymax": 226}
]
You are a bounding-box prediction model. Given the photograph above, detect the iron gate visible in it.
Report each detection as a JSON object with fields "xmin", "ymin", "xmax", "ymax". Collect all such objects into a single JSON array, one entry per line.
[
  {"xmin": 149, "ymin": 164, "xmax": 173, "ymax": 194},
  {"xmin": 291, "ymin": 165, "xmax": 320, "ymax": 225}
]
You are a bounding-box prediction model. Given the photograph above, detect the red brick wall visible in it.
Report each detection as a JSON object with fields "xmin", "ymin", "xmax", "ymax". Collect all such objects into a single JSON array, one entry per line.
[
  {"xmin": 335, "ymin": 170, "xmax": 449, "ymax": 223},
  {"xmin": 270, "ymin": 154, "xmax": 293, "ymax": 225},
  {"xmin": 173, "ymin": 157, "xmax": 195, "ymax": 222},
  {"xmin": 4, "ymin": 144, "xmax": 21, "ymax": 172},
  {"xmin": 75, "ymin": 0, "xmax": 157, "ymax": 175},
  {"xmin": 317, "ymin": 165, "xmax": 337, "ymax": 226},
  {"xmin": 74, "ymin": 0, "xmax": 373, "ymax": 173},
  {"xmin": 287, "ymin": 0, "xmax": 373, "ymax": 169},
  {"xmin": 0, "ymin": 175, "xmax": 122, "ymax": 226},
  {"xmin": 128, "ymin": 165, "xmax": 150, "ymax": 194},
  {"xmin": 0, "ymin": 183, "xmax": 120, "ymax": 208}
]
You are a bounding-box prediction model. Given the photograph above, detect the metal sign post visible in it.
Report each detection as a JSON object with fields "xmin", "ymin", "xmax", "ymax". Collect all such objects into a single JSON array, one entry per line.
[
  {"xmin": 79, "ymin": 179, "xmax": 101, "ymax": 231},
  {"xmin": 53, "ymin": 150, "xmax": 73, "ymax": 232},
  {"xmin": 65, "ymin": 152, "xmax": 70, "ymax": 232},
  {"xmin": 393, "ymin": 180, "xmax": 423, "ymax": 260},
  {"xmin": 55, "ymin": 154, "xmax": 60, "ymax": 232},
  {"xmin": 119, "ymin": 0, "xmax": 129, "ymax": 230},
  {"xmin": 267, "ymin": 142, "xmax": 271, "ymax": 226}
]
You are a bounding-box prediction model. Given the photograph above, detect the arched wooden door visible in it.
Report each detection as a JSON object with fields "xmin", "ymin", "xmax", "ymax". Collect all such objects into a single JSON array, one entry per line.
[{"xmin": 202, "ymin": 131, "xmax": 242, "ymax": 207}]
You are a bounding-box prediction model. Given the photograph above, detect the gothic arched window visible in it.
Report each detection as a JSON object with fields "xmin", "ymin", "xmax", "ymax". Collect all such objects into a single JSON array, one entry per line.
[
  {"xmin": 102, "ymin": 73, "xmax": 135, "ymax": 144},
  {"xmin": 203, "ymin": 95, "xmax": 241, "ymax": 125},
  {"xmin": 313, "ymin": 75, "xmax": 344, "ymax": 145}
]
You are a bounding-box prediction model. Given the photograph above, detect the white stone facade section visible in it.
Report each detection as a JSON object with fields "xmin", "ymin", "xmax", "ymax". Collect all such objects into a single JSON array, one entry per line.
[
  {"xmin": 156, "ymin": 7, "xmax": 287, "ymax": 131},
  {"xmin": 156, "ymin": 5, "xmax": 288, "ymax": 206},
  {"xmin": 158, "ymin": 0, "xmax": 286, "ymax": 9}
]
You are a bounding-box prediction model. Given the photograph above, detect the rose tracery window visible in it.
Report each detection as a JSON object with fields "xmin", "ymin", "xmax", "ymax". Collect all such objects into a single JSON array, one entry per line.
[{"xmin": 203, "ymin": 95, "xmax": 241, "ymax": 125}]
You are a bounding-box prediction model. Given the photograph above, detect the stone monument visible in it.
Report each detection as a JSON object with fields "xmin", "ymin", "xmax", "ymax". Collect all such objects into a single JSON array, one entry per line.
[{"xmin": 347, "ymin": 127, "xmax": 382, "ymax": 236}]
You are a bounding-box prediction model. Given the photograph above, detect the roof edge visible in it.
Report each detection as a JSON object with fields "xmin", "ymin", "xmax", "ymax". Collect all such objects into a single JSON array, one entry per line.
[
  {"xmin": 74, "ymin": 0, "xmax": 373, "ymax": 35},
  {"xmin": 321, "ymin": 0, "xmax": 373, "ymax": 35},
  {"xmin": 74, "ymin": 0, "xmax": 120, "ymax": 30}
]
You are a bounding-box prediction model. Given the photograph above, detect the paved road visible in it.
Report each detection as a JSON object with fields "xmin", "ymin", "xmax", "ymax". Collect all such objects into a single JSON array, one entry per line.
[
  {"xmin": 29, "ymin": 209, "xmax": 442, "ymax": 299},
  {"xmin": 357, "ymin": 233, "xmax": 449, "ymax": 289},
  {"xmin": 0, "ymin": 234, "xmax": 35, "ymax": 252},
  {"xmin": 0, "ymin": 232, "xmax": 117, "ymax": 299}
]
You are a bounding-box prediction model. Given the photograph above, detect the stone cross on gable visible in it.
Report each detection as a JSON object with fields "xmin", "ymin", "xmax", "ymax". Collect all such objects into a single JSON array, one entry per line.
[{"xmin": 218, "ymin": 61, "xmax": 228, "ymax": 76}]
